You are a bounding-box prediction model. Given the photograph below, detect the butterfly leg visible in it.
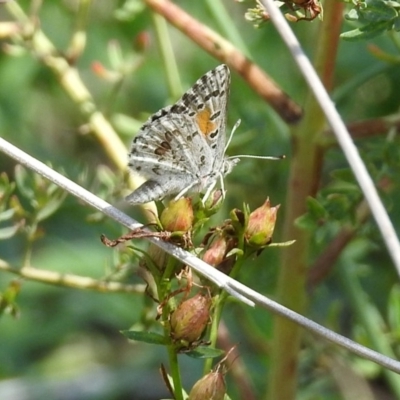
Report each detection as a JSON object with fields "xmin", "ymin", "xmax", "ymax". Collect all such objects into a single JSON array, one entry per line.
[
  {"xmin": 201, "ymin": 179, "xmax": 219, "ymax": 206},
  {"xmin": 173, "ymin": 180, "xmax": 200, "ymax": 201}
]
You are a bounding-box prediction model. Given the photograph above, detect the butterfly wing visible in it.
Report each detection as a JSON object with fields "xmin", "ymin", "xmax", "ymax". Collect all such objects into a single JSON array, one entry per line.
[
  {"xmin": 170, "ymin": 64, "xmax": 230, "ymax": 174},
  {"xmin": 127, "ymin": 65, "xmax": 231, "ymax": 204},
  {"xmin": 127, "ymin": 113, "xmax": 200, "ymax": 203}
]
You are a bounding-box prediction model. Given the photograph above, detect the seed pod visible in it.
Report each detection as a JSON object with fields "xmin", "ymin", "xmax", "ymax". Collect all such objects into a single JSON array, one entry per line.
[
  {"xmin": 170, "ymin": 293, "xmax": 211, "ymax": 343},
  {"xmin": 188, "ymin": 370, "xmax": 226, "ymax": 400},
  {"xmin": 202, "ymin": 235, "xmax": 228, "ymax": 267},
  {"xmin": 160, "ymin": 198, "xmax": 194, "ymax": 232}
]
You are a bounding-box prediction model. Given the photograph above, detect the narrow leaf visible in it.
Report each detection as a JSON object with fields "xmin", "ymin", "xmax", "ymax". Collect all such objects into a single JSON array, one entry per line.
[{"xmin": 120, "ymin": 330, "xmax": 169, "ymax": 345}]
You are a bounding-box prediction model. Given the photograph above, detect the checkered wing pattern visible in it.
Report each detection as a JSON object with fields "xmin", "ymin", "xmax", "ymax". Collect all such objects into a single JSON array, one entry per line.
[{"xmin": 127, "ymin": 65, "xmax": 231, "ymax": 204}]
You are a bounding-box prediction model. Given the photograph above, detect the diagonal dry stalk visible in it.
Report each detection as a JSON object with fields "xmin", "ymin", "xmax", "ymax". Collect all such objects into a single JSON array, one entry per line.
[{"xmin": 144, "ymin": 0, "xmax": 303, "ymax": 124}]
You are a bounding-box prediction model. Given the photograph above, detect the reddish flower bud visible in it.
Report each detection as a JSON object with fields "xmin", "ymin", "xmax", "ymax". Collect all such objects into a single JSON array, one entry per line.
[
  {"xmin": 134, "ymin": 31, "xmax": 151, "ymax": 52},
  {"xmin": 245, "ymin": 198, "xmax": 279, "ymax": 247},
  {"xmin": 202, "ymin": 235, "xmax": 228, "ymax": 267},
  {"xmin": 160, "ymin": 198, "xmax": 194, "ymax": 232},
  {"xmin": 188, "ymin": 370, "xmax": 226, "ymax": 400},
  {"xmin": 170, "ymin": 293, "xmax": 211, "ymax": 343},
  {"xmin": 91, "ymin": 61, "xmax": 107, "ymax": 77},
  {"xmin": 91, "ymin": 61, "xmax": 119, "ymax": 82}
]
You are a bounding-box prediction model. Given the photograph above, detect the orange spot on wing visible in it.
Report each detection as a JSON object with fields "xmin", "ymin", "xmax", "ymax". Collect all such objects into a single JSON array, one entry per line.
[{"xmin": 196, "ymin": 108, "xmax": 216, "ymax": 136}]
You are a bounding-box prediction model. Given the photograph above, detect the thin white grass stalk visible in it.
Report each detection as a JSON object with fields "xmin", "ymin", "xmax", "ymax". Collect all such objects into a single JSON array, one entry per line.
[
  {"xmin": 260, "ymin": 0, "xmax": 400, "ymax": 276},
  {"xmin": 1, "ymin": 137, "xmax": 400, "ymax": 373},
  {"xmin": 229, "ymin": 279, "xmax": 400, "ymax": 373},
  {"xmin": 0, "ymin": 137, "xmax": 248, "ymax": 305}
]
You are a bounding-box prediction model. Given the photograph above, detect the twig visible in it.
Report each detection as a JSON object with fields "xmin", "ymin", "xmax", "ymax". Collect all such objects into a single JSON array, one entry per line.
[
  {"xmin": 144, "ymin": 0, "xmax": 302, "ymax": 123},
  {"xmin": 0, "ymin": 259, "xmax": 144, "ymax": 294},
  {"xmin": 320, "ymin": 114, "xmax": 400, "ymax": 146}
]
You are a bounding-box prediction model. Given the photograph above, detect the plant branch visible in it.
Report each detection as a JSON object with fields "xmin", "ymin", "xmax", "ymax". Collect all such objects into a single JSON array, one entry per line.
[
  {"xmin": 0, "ymin": 259, "xmax": 144, "ymax": 294},
  {"xmin": 143, "ymin": 0, "xmax": 302, "ymax": 123},
  {"xmin": 320, "ymin": 114, "xmax": 400, "ymax": 146},
  {"xmin": 266, "ymin": 2, "xmax": 344, "ymax": 399}
]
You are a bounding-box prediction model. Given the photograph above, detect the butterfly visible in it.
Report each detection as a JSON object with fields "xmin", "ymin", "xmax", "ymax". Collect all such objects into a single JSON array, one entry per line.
[{"xmin": 126, "ymin": 64, "xmax": 240, "ymax": 205}]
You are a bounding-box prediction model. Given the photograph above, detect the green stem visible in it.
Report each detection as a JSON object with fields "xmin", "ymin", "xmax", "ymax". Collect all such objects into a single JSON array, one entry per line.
[
  {"xmin": 151, "ymin": 11, "xmax": 182, "ymax": 99},
  {"xmin": 66, "ymin": 0, "xmax": 91, "ymax": 60},
  {"xmin": 166, "ymin": 340, "xmax": 184, "ymax": 399},
  {"xmin": 266, "ymin": 3, "xmax": 344, "ymax": 400},
  {"xmin": 204, "ymin": 0, "xmax": 251, "ymax": 58},
  {"xmin": 204, "ymin": 238, "xmax": 246, "ymax": 374},
  {"xmin": 158, "ymin": 255, "xmax": 183, "ymax": 398}
]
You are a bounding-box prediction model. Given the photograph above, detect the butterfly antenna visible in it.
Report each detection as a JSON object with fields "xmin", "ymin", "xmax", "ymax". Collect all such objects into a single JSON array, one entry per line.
[
  {"xmin": 224, "ymin": 119, "xmax": 241, "ymax": 153},
  {"xmin": 225, "ymin": 120, "xmax": 285, "ymax": 161},
  {"xmin": 229, "ymin": 154, "xmax": 286, "ymax": 161}
]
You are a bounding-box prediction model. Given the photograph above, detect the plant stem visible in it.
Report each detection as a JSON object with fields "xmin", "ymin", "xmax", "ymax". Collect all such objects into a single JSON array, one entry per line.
[
  {"xmin": 151, "ymin": 11, "xmax": 182, "ymax": 99},
  {"xmin": 204, "ymin": 239, "xmax": 246, "ymax": 373},
  {"xmin": 158, "ymin": 255, "xmax": 184, "ymax": 398},
  {"xmin": 204, "ymin": 0, "xmax": 251, "ymax": 58},
  {"xmin": 0, "ymin": 259, "xmax": 143, "ymax": 293},
  {"xmin": 266, "ymin": 3, "xmax": 344, "ymax": 400},
  {"xmin": 167, "ymin": 343, "xmax": 184, "ymax": 400}
]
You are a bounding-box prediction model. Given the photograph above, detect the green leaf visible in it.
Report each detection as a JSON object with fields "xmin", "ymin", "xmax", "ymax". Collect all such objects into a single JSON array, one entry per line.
[
  {"xmin": 14, "ymin": 165, "xmax": 34, "ymax": 199},
  {"xmin": 341, "ymin": 20, "xmax": 391, "ymax": 41},
  {"xmin": 0, "ymin": 223, "xmax": 21, "ymax": 240},
  {"xmin": 36, "ymin": 191, "xmax": 66, "ymax": 222},
  {"xmin": 225, "ymin": 248, "xmax": 244, "ymax": 258},
  {"xmin": 393, "ymin": 15, "xmax": 400, "ymax": 29},
  {"xmin": 268, "ymin": 240, "xmax": 296, "ymax": 247},
  {"xmin": 120, "ymin": 330, "xmax": 169, "ymax": 345},
  {"xmin": 306, "ymin": 197, "xmax": 327, "ymax": 220},
  {"xmin": 325, "ymin": 194, "xmax": 352, "ymax": 220},
  {"xmin": 114, "ymin": 0, "xmax": 146, "ymax": 21},
  {"xmin": 295, "ymin": 213, "xmax": 318, "ymax": 230},
  {"xmin": 346, "ymin": 8, "xmax": 361, "ymax": 21},
  {"xmin": 331, "ymin": 168, "xmax": 356, "ymax": 183},
  {"xmin": 359, "ymin": 0, "xmax": 397, "ymax": 23},
  {"xmin": 0, "ymin": 208, "xmax": 15, "ymax": 223},
  {"xmin": 185, "ymin": 346, "xmax": 225, "ymax": 359},
  {"xmin": 0, "ymin": 173, "xmax": 16, "ymax": 207}
]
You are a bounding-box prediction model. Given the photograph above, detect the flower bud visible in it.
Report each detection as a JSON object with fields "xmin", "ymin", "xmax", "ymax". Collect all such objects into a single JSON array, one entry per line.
[
  {"xmin": 245, "ymin": 198, "xmax": 279, "ymax": 247},
  {"xmin": 91, "ymin": 61, "xmax": 120, "ymax": 82},
  {"xmin": 188, "ymin": 370, "xmax": 226, "ymax": 400},
  {"xmin": 202, "ymin": 189, "xmax": 224, "ymax": 212},
  {"xmin": 160, "ymin": 198, "xmax": 194, "ymax": 232},
  {"xmin": 134, "ymin": 31, "xmax": 151, "ymax": 52},
  {"xmin": 202, "ymin": 235, "xmax": 228, "ymax": 267},
  {"xmin": 170, "ymin": 293, "xmax": 211, "ymax": 343}
]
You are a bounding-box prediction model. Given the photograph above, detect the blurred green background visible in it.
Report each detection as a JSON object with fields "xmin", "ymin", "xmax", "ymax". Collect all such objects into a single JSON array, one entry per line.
[{"xmin": 1, "ymin": 1, "xmax": 400, "ymax": 399}]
